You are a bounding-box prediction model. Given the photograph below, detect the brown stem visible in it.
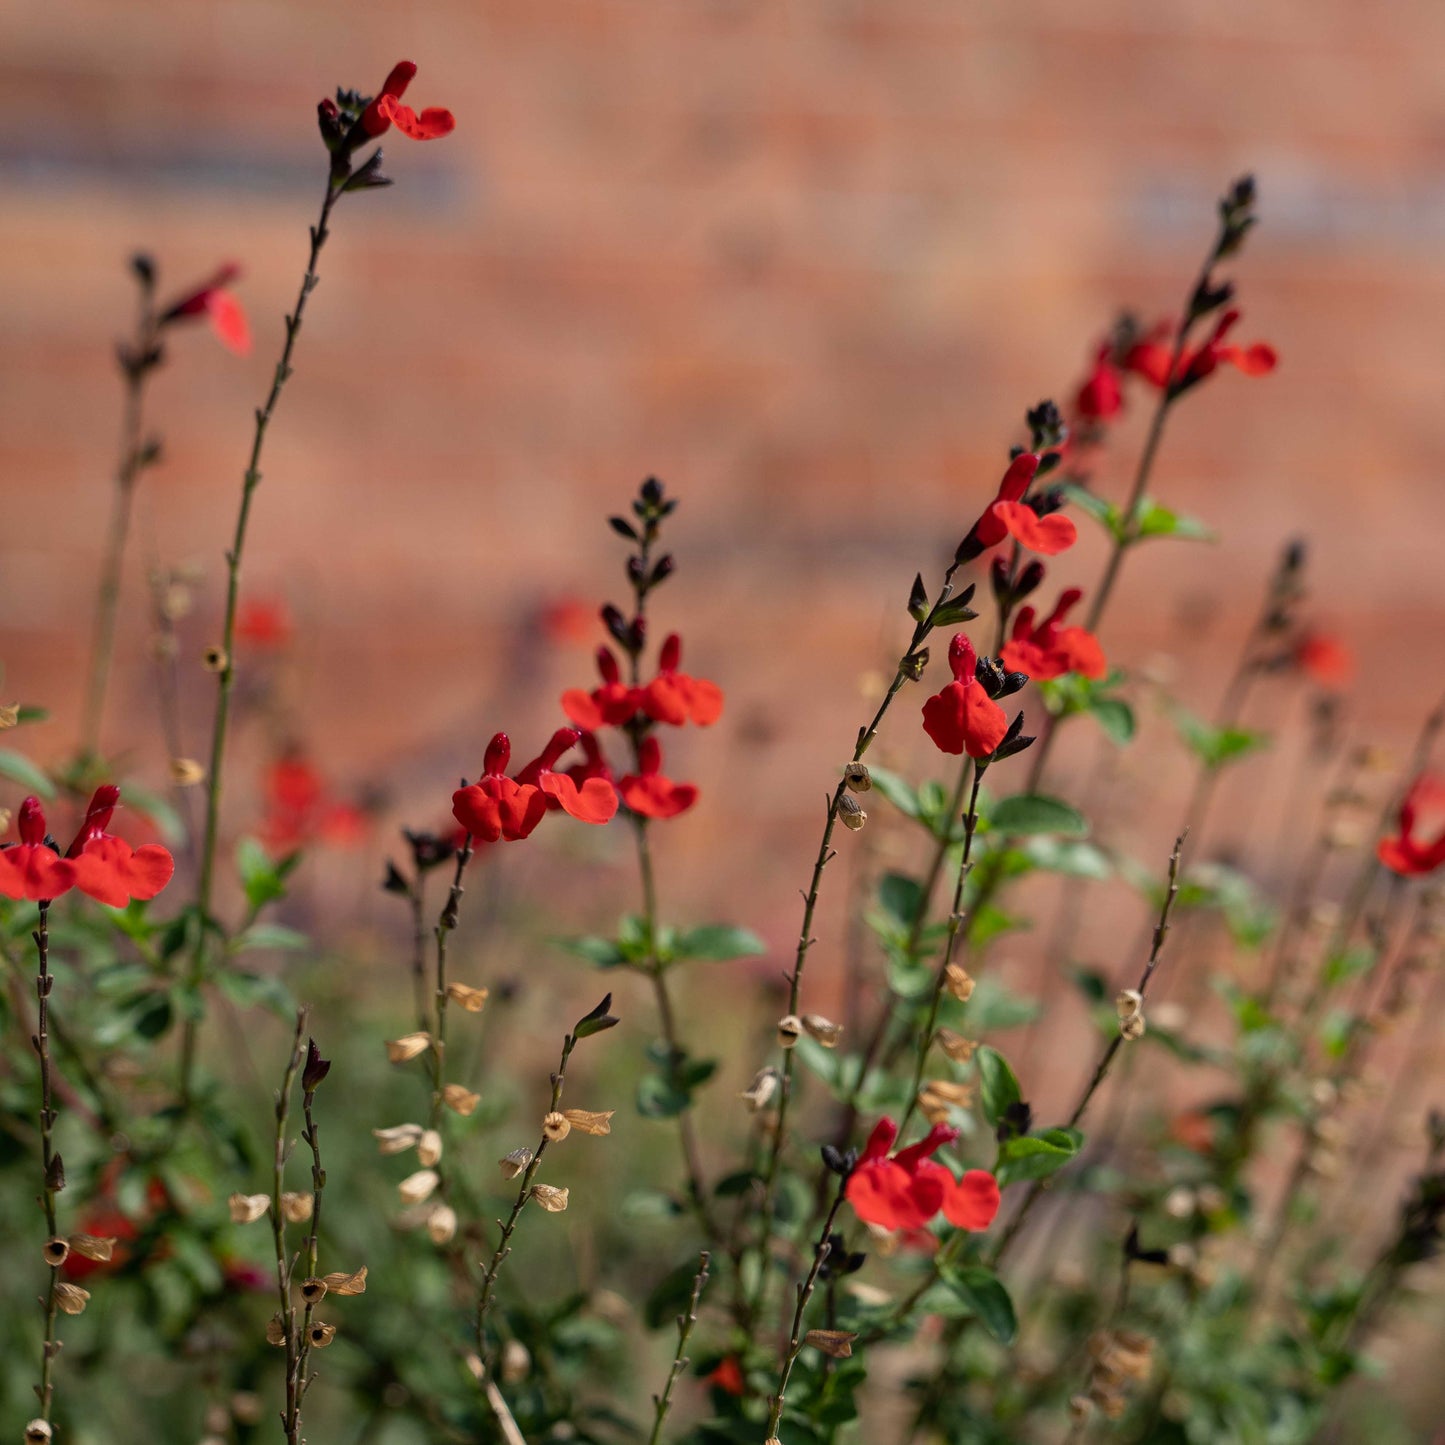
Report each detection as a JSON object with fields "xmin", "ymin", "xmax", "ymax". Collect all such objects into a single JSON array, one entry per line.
[
  {"xmin": 271, "ymin": 1009, "xmax": 309, "ymax": 1444},
  {"xmin": 648, "ymin": 1251, "xmax": 711, "ymax": 1445},
  {"xmin": 32, "ymin": 902, "xmax": 63, "ymax": 1424},
  {"xmin": 293, "ymin": 1063, "xmax": 328, "ymax": 1411}
]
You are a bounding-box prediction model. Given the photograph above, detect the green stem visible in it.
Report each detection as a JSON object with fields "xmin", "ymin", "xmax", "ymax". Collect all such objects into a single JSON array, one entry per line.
[
  {"xmin": 33, "ymin": 902, "xmax": 62, "ymax": 1424},
  {"xmin": 648, "ymin": 1252, "xmax": 711, "ymax": 1445}
]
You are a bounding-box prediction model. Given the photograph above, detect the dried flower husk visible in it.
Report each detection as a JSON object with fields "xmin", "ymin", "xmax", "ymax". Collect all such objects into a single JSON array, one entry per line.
[
  {"xmin": 228, "ymin": 1192, "xmax": 271, "ymax": 1224},
  {"xmin": 265, "ymin": 1315, "xmax": 287, "ymax": 1346},
  {"xmin": 776, "ymin": 1014, "xmax": 803, "ymax": 1048},
  {"xmin": 1115, "ymin": 988, "xmax": 1143, "ymax": 1020},
  {"xmin": 804, "ymin": 1329, "xmax": 856, "ymax": 1358},
  {"xmin": 427, "ymin": 1204, "xmax": 458, "ymax": 1245},
  {"xmin": 801, "ymin": 1014, "xmax": 844, "ymax": 1048},
  {"xmin": 499, "ymin": 1148, "xmax": 533, "ymax": 1179},
  {"xmin": 398, "ymin": 1169, "xmax": 440, "ymax": 1205},
  {"xmin": 843, "ymin": 761, "xmax": 872, "ymax": 793},
  {"xmin": 530, "ymin": 1183, "xmax": 569, "ymax": 1213},
  {"xmin": 918, "ymin": 1078, "xmax": 972, "ymax": 1122},
  {"xmin": 308, "ymin": 1322, "xmax": 337, "ymax": 1348},
  {"xmin": 202, "ymin": 645, "xmax": 228, "ymax": 673},
  {"xmin": 417, "ymin": 1129, "xmax": 443, "ymax": 1167},
  {"xmin": 740, "ymin": 1067, "xmax": 780, "ymax": 1112},
  {"xmin": 299, "ymin": 1277, "xmax": 327, "ymax": 1305},
  {"xmin": 935, "ymin": 1028, "xmax": 976, "ymax": 1063},
  {"xmin": 385, "ymin": 1031, "xmax": 432, "ymax": 1064},
  {"xmin": 944, "ymin": 964, "xmax": 975, "ymax": 1002},
  {"xmin": 43, "ymin": 1237, "xmax": 70, "ymax": 1267},
  {"xmin": 443, "ymin": 1084, "xmax": 481, "ymax": 1116},
  {"xmin": 500, "ymin": 1339, "xmax": 531, "ymax": 1383},
  {"xmin": 542, "ymin": 1111, "xmax": 571, "ymax": 1142},
  {"xmin": 322, "ymin": 1266, "xmax": 368, "ymax": 1296},
  {"xmin": 1120, "ymin": 1012, "xmax": 1146, "ymax": 1041},
  {"xmin": 372, "ymin": 1122, "xmax": 424, "ymax": 1154},
  {"xmin": 838, "ymin": 794, "xmax": 867, "ymax": 831},
  {"xmin": 446, "ymin": 982, "xmax": 489, "ymax": 1012},
  {"xmin": 280, "ymin": 1191, "xmax": 314, "ymax": 1223},
  {"xmin": 24, "ymin": 1419, "xmax": 53, "ymax": 1442},
  {"xmin": 562, "ymin": 1108, "xmax": 614, "ymax": 1136},
  {"xmin": 55, "ymin": 1282, "xmax": 91, "ymax": 1315},
  {"xmin": 68, "ymin": 1232, "xmax": 117, "ymax": 1262}
]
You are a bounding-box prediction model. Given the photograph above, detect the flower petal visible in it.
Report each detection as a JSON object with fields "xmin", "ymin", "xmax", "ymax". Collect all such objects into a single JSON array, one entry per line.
[
  {"xmin": 938, "ymin": 1169, "xmax": 1001, "ymax": 1231},
  {"xmin": 990, "ymin": 501, "xmax": 1077, "ymax": 556}
]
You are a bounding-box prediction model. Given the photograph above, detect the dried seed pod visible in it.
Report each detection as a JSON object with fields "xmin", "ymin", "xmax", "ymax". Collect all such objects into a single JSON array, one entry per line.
[
  {"xmin": 843, "ymin": 762, "xmax": 872, "ymax": 793},
  {"xmin": 801, "ymin": 1014, "xmax": 844, "ymax": 1048},
  {"xmin": 280, "ymin": 1192, "xmax": 314, "ymax": 1223},
  {"xmin": 803, "ymin": 1329, "xmax": 856, "ymax": 1358},
  {"xmin": 562, "ymin": 1108, "xmax": 614, "ymax": 1136},
  {"xmin": 542, "ymin": 1112, "xmax": 571, "ymax": 1142},
  {"xmin": 499, "ymin": 1147, "xmax": 533, "ymax": 1179},
  {"xmin": 530, "ymin": 1184, "xmax": 569, "ymax": 1213},
  {"xmin": 500, "ymin": 1339, "xmax": 531, "ymax": 1383},
  {"xmin": 776, "ymin": 1014, "xmax": 803, "ymax": 1048},
  {"xmin": 427, "ymin": 1204, "xmax": 458, "ymax": 1245},
  {"xmin": 443, "ymin": 1084, "xmax": 481, "ymax": 1116},
  {"xmin": 944, "ymin": 964, "xmax": 975, "ymax": 1002},
  {"xmin": 1120, "ymin": 1012, "xmax": 1146, "ymax": 1041},
  {"xmin": 372, "ymin": 1122, "xmax": 424, "ymax": 1154},
  {"xmin": 322, "ymin": 1266, "xmax": 368, "ymax": 1296},
  {"xmin": 385, "ymin": 1032, "xmax": 432, "ymax": 1064},
  {"xmin": 299, "ymin": 1277, "xmax": 328, "ymax": 1305},
  {"xmin": 417, "ymin": 1129, "xmax": 443, "ymax": 1167},
  {"xmin": 935, "ymin": 1028, "xmax": 976, "ymax": 1063},
  {"xmin": 43, "ymin": 1237, "xmax": 70, "ymax": 1267},
  {"xmin": 397, "ymin": 1169, "xmax": 440, "ymax": 1205},
  {"xmin": 231, "ymin": 1393, "xmax": 264, "ymax": 1425},
  {"xmin": 25, "ymin": 1419, "xmax": 54, "ymax": 1442},
  {"xmin": 1115, "ymin": 988, "xmax": 1142, "ymax": 1020},
  {"xmin": 918, "ymin": 1079, "xmax": 972, "ymax": 1123},
  {"xmin": 228, "ymin": 1192, "xmax": 271, "ymax": 1224},
  {"xmin": 837, "ymin": 794, "xmax": 867, "ymax": 831},
  {"xmin": 446, "ymin": 982, "xmax": 489, "ymax": 1012},
  {"xmin": 265, "ymin": 1315, "xmax": 287, "ymax": 1346},
  {"xmin": 68, "ymin": 1233, "xmax": 117, "ymax": 1262},
  {"xmin": 54, "ymin": 1282, "xmax": 91, "ymax": 1315},
  {"xmin": 169, "ymin": 757, "xmax": 205, "ymax": 786},
  {"xmin": 308, "ymin": 1322, "xmax": 337, "ymax": 1348},
  {"xmin": 740, "ymin": 1067, "xmax": 780, "ymax": 1112},
  {"xmin": 202, "ymin": 645, "xmax": 228, "ymax": 673}
]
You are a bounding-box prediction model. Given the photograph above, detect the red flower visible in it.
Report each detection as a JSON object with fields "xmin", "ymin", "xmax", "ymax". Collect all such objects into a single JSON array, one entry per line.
[
  {"xmin": 641, "ymin": 634, "xmax": 724, "ymax": 727},
  {"xmin": 159, "ymin": 263, "xmax": 250, "ymax": 356},
  {"xmin": 999, "ymin": 588, "xmax": 1106, "ymax": 682},
  {"xmin": 619, "ymin": 737, "xmax": 698, "ymax": 819},
  {"xmin": 1294, "ymin": 632, "xmax": 1354, "ymax": 691},
  {"xmin": 514, "ymin": 728, "xmax": 619, "ymax": 826},
  {"xmin": 1125, "ymin": 309, "xmax": 1277, "ymax": 394},
  {"xmin": 1377, "ymin": 774, "xmax": 1445, "ymax": 878},
  {"xmin": 538, "ymin": 596, "xmax": 594, "ymax": 647},
  {"xmin": 845, "ymin": 1118, "xmax": 1001, "ymax": 1234},
  {"xmin": 259, "ymin": 756, "xmax": 368, "ymax": 854},
  {"xmin": 0, "ymin": 797, "xmax": 77, "ymax": 902},
  {"xmin": 706, "ymin": 1356, "xmax": 746, "ymax": 1396},
  {"xmin": 65, "ymin": 785, "xmax": 176, "ymax": 908},
  {"xmin": 360, "ymin": 61, "xmax": 455, "ymax": 141},
  {"xmin": 1075, "ymin": 343, "xmax": 1125, "ymax": 423},
  {"xmin": 562, "ymin": 647, "xmax": 644, "ymax": 731},
  {"xmin": 452, "ymin": 734, "xmax": 549, "ymax": 843},
  {"xmin": 921, "ymin": 635, "xmax": 1009, "ymax": 759},
  {"xmin": 62, "ymin": 1209, "xmax": 139, "ymax": 1282},
  {"xmin": 963, "ymin": 453, "xmax": 1077, "ymax": 558},
  {"xmin": 565, "ymin": 732, "xmax": 615, "ymax": 794},
  {"xmin": 236, "ymin": 597, "xmax": 293, "ymax": 650}
]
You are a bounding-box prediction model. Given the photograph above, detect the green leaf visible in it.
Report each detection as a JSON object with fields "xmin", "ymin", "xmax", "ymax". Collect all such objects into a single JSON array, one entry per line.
[
  {"xmin": 674, "ymin": 924, "xmax": 766, "ymax": 962},
  {"xmin": 1059, "ymin": 483, "xmax": 1124, "ymax": 541},
  {"xmin": 1091, "ymin": 698, "xmax": 1136, "ymax": 745},
  {"xmin": 644, "ymin": 1260, "xmax": 706, "ymax": 1330},
  {"xmin": 1171, "ymin": 706, "xmax": 1269, "ymax": 770},
  {"xmin": 990, "ymin": 793, "xmax": 1088, "ymax": 838},
  {"xmin": 121, "ymin": 781, "xmax": 187, "ymax": 847},
  {"xmin": 963, "ymin": 976, "xmax": 1041, "ymax": 1032},
  {"xmin": 867, "ymin": 767, "xmax": 920, "ymax": 819},
  {"xmin": 555, "ymin": 934, "xmax": 626, "ymax": 969},
  {"xmin": 1131, "ymin": 497, "xmax": 1217, "ymax": 542},
  {"xmin": 236, "ymin": 837, "xmax": 300, "ymax": 912},
  {"xmin": 1020, "ymin": 836, "xmax": 1112, "ymax": 880},
  {"xmin": 232, "ymin": 923, "xmax": 310, "ymax": 953},
  {"xmin": 942, "ymin": 1265, "xmax": 1017, "ymax": 1344},
  {"xmin": 216, "ymin": 970, "xmax": 296, "ymax": 1017},
  {"xmin": 636, "ymin": 1072, "xmax": 690, "ymax": 1119},
  {"xmin": 975, "ymin": 1045, "xmax": 1021, "ymax": 1128},
  {"xmin": 0, "ymin": 749, "xmax": 54, "ymax": 798},
  {"xmin": 877, "ymin": 872, "xmax": 924, "ymax": 928},
  {"xmin": 994, "ymin": 1127, "xmax": 1083, "ymax": 1188}
]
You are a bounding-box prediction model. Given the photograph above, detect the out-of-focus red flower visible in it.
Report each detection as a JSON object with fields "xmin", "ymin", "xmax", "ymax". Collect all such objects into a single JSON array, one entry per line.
[
  {"xmin": 562, "ymin": 647, "xmax": 645, "ymax": 731},
  {"xmin": 360, "ymin": 61, "xmax": 455, "ymax": 141},
  {"xmin": 706, "ymin": 1356, "xmax": 746, "ymax": 1396},
  {"xmin": 845, "ymin": 1118, "xmax": 1000, "ymax": 1234},
  {"xmin": 641, "ymin": 634, "xmax": 724, "ymax": 727},
  {"xmin": 1125, "ymin": 310, "xmax": 1276, "ymax": 394},
  {"xmin": 221, "ymin": 1257, "xmax": 273, "ymax": 1293},
  {"xmin": 66, "ymin": 785, "xmax": 175, "ymax": 908},
  {"xmin": 452, "ymin": 734, "xmax": 548, "ymax": 843},
  {"xmin": 259, "ymin": 757, "xmax": 369, "ymax": 854},
  {"xmin": 0, "ymin": 797, "xmax": 77, "ymax": 901},
  {"xmin": 1170, "ymin": 1110, "xmax": 1216, "ymax": 1155},
  {"xmin": 963, "ymin": 453, "xmax": 1078, "ymax": 558},
  {"xmin": 514, "ymin": 728, "xmax": 619, "ymax": 826},
  {"xmin": 159, "ymin": 263, "xmax": 250, "ymax": 356},
  {"xmin": 62, "ymin": 1209, "xmax": 139, "ymax": 1282},
  {"xmin": 999, "ymin": 588, "xmax": 1106, "ymax": 682},
  {"xmin": 236, "ymin": 598, "xmax": 293, "ymax": 650},
  {"xmin": 1076, "ymin": 343, "xmax": 1125, "ymax": 423},
  {"xmin": 538, "ymin": 597, "xmax": 595, "ymax": 647},
  {"xmin": 1378, "ymin": 774, "xmax": 1445, "ymax": 877},
  {"xmin": 1294, "ymin": 632, "xmax": 1354, "ymax": 691},
  {"xmin": 921, "ymin": 635, "xmax": 1009, "ymax": 759},
  {"xmin": 619, "ymin": 737, "xmax": 698, "ymax": 820}
]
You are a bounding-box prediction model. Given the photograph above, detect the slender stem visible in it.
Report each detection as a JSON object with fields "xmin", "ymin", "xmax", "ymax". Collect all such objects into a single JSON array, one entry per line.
[
  {"xmin": 648, "ymin": 1252, "xmax": 711, "ymax": 1445},
  {"xmin": 179, "ymin": 173, "xmax": 343, "ymax": 1109},
  {"xmin": 410, "ymin": 874, "xmax": 430, "ymax": 1033},
  {"xmin": 430, "ymin": 840, "xmax": 474, "ymax": 1133},
  {"xmin": 271, "ymin": 1010, "xmax": 309, "ymax": 1445},
  {"xmin": 32, "ymin": 902, "xmax": 63, "ymax": 1424},
  {"xmin": 764, "ymin": 1182, "xmax": 849, "ymax": 1439},
  {"xmin": 293, "ymin": 1068, "xmax": 328, "ymax": 1410}
]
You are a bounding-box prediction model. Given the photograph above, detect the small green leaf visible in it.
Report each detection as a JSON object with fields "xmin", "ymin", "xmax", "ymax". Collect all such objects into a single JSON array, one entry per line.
[
  {"xmin": 990, "ymin": 794, "xmax": 1088, "ymax": 838},
  {"xmin": 942, "ymin": 1265, "xmax": 1017, "ymax": 1344},
  {"xmin": 216, "ymin": 970, "xmax": 296, "ymax": 1017},
  {"xmin": 994, "ymin": 1128, "xmax": 1083, "ymax": 1188},
  {"xmin": 1091, "ymin": 698, "xmax": 1136, "ymax": 745},
  {"xmin": 0, "ymin": 749, "xmax": 54, "ymax": 798},
  {"xmin": 1020, "ymin": 837, "xmax": 1112, "ymax": 880},
  {"xmin": 1059, "ymin": 483, "xmax": 1124, "ymax": 542},
  {"xmin": 1131, "ymin": 497, "xmax": 1217, "ymax": 542},
  {"xmin": 636, "ymin": 1073, "xmax": 690, "ymax": 1119},
  {"xmin": 877, "ymin": 872, "xmax": 924, "ymax": 928},
  {"xmin": 236, "ymin": 837, "xmax": 300, "ymax": 911},
  {"xmin": 674, "ymin": 924, "xmax": 766, "ymax": 962},
  {"xmin": 231, "ymin": 924, "xmax": 310, "ymax": 953},
  {"xmin": 975, "ymin": 1045, "xmax": 1021, "ymax": 1128},
  {"xmin": 555, "ymin": 935, "xmax": 626, "ymax": 969},
  {"xmin": 1171, "ymin": 706, "xmax": 1268, "ymax": 770},
  {"xmin": 867, "ymin": 767, "xmax": 920, "ymax": 819}
]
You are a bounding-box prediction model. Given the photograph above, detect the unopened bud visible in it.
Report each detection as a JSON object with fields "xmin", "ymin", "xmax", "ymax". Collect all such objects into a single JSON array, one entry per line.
[
  {"xmin": 542, "ymin": 1111, "xmax": 571, "ymax": 1142},
  {"xmin": 385, "ymin": 1032, "xmax": 432, "ymax": 1064},
  {"xmin": 801, "ymin": 1014, "xmax": 844, "ymax": 1048},
  {"xmin": 777, "ymin": 1014, "xmax": 803, "ymax": 1048},
  {"xmin": 837, "ymin": 795, "xmax": 867, "ymax": 832},
  {"xmin": 228, "ymin": 1192, "xmax": 271, "ymax": 1224},
  {"xmin": 843, "ymin": 762, "xmax": 871, "ymax": 793},
  {"xmin": 530, "ymin": 1184, "xmax": 569, "ymax": 1213}
]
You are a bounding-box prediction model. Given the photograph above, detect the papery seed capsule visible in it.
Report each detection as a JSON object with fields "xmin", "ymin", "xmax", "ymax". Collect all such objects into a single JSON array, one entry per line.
[
  {"xmin": 397, "ymin": 1169, "xmax": 439, "ymax": 1205},
  {"xmin": 500, "ymin": 1339, "xmax": 531, "ymax": 1383},
  {"xmin": 228, "ymin": 1192, "xmax": 271, "ymax": 1224},
  {"xmin": 944, "ymin": 964, "xmax": 975, "ymax": 1002},
  {"xmin": 202, "ymin": 645, "xmax": 228, "ymax": 673},
  {"xmin": 309, "ymin": 1322, "xmax": 337, "ymax": 1348},
  {"xmin": 562, "ymin": 1108, "xmax": 614, "ymax": 1136},
  {"xmin": 170, "ymin": 757, "xmax": 205, "ymax": 786},
  {"xmin": 843, "ymin": 762, "xmax": 871, "ymax": 793},
  {"xmin": 427, "ymin": 1204, "xmax": 458, "ymax": 1244},
  {"xmin": 265, "ymin": 1315, "xmax": 287, "ymax": 1346},
  {"xmin": 372, "ymin": 1123, "xmax": 424, "ymax": 1154},
  {"xmin": 1115, "ymin": 989, "xmax": 1142, "ymax": 1019},
  {"xmin": 530, "ymin": 1184, "xmax": 569, "ymax": 1213},
  {"xmin": 1120, "ymin": 1012, "xmax": 1146, "ymax": 1041},
  {"xmin": 43, "ymin": 1237, "xmax": 70, "ymax": 1267},
  {"xmin": 444, "ymin": 1084, "xmax": 481, "ymax": 1116},
  {"xmin": 300, "ymin": 1277, "xmax": 328, "ymax": 1305},
  {"xmin": 542, "ymin": 1112, "xmax": 571, "ymax": 1142},
  {"xmin": 499, "ymin": 1148, "xmax": 533, "ymax": 1179},
  {"xmin": 54, "ymin": 1282, "xmax": 91, "ymax": 1315},
  {"xmin": 280, "ymin": 1191, "xmax": 314, "ymax": 1223},
  {"xmin": 776, "ymin": 1014, "xmax": 803, "ymax": 1048},
  {"xmin": 385, "ymin": 1032, "xmax": 432, "ymax": 1064},
  {"xmin": 417, "ymin": 1129, "xmax": 443, "ymax": 1167},
  {"xmin": 322, "ymin": 1266, "xmax": 368, "ymax": 1296},
  {"xmin": 801, "ymin": 1014, "xmax": 844, "ymax": 1048},
  {"xmin": 740, "ymin": 1068, "xmax": 780, "ymax": 1112},
  {"xmin": 68, "ymin": 1233, "xmax": 116, "ymax": 1262},
  {"xmin": 838, "ymin": 794, "xmax": 867, "ymax": 832},
  {"xmin": 25, "ymin": 1419, "xmax": 54, "ymax": 1442},
  {"xmin": 446, "ymin": 982, "xmax": 489, "ymax": 1012},
  {"xmin": 935, "ymin": 1028, "xmax": 976, "ymax": 1063}
]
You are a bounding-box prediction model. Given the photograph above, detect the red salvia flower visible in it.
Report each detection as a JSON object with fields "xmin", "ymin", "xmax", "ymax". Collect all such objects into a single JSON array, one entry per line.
[
  {"xmin": 565, "ymin": 731, "xmax": 615, "ymax": 793},
  {"xmin": 66, "ymin": 785, "xmax": 176, "ymax": 908},
  {"xmin": 641, "ymin": 634, "xmax": 724, "ymax": 727},
  {"xmin": 159, "ymin": 263, "xmax": 251, "ymax": 356},
  {"xmin": 1125, "ymin": 309, "xmax": 1277, "ymax": 394},
  {"xmin": 963, "ymin": 453, "xmax": 1078, "ymax": 558},
  {"xmin": 619, "ymin": 736, "xmax": 698, "ymax": 820},
  {"xmin": 360, "ymin": 61, "xmax": 455, "ymax": 141},
  {"xmin": 514, "ymin": 727, "xmax": 619, "ymax": 826},
  {"xmin": 1294, "ymin": 631, "xmax": 1354, "ymax": 691},
  {"xmin": 451, "ymin": 734, "xmax": 549, "ymax": 843},
  {"xmin": 999, "ymin": 588, "xmax": 1106, "ymax": 682},
  {"xmin": 0, "ymin": 797, "xmax": 77, "ymax": 902},
  {"xmin": 845, "ymin": 1118, "xmax": 1000, "ymax": 1234},
  {"xmin": 259, "ymin": 756, "xmax": 368, "ymax": 853},
  {"xmin": 1377, "ymin": 774, "xmax": 1445, "ymax": 878},
  {"xmin": 562, "ymin": 646, "xmax": 645, "ymax": 731},
  {"xmin": 236, "ymin": 597, "xmax": 293, "ymax": 650},
  {"xmin": 706, "ymin": 1356, "xmax": 746, "ymax": 1396},
  {"xmin": 1075, "ymin": 342, "xmax": 1125, "ymax": 423},
  {"xmin": 921, "ymin": 635, "xmax": 1009, "ymax": 759}
]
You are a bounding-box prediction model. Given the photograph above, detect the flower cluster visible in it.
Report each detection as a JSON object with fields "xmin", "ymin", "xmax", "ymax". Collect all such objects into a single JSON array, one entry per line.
[
  {"xmin": 845, "ymin": 1118, "xmax": 1000, "ymax": 1234},
  {"xmin": 451, "ymin": 729, "xmax": 617, "ymax": 844},
  {"xmin": 1377, "ymin": 774, "xmax": 1445, "ymax": 877},
  {"xmin": 0, "ymin": 788, "xmax": 175, "ymax": 907},
  {"xmin": 999, "ymin": 587, "xmax": 1106, "ymax": 682}
]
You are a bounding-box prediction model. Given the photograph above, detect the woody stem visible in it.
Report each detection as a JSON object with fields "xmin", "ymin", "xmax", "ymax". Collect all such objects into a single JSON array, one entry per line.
[{"xmin": 33, "ymin": 902, "xmax": 62, "ymax": 1424}]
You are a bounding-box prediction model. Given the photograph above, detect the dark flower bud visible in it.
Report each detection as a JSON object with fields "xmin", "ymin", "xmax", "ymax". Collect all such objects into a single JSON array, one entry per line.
[
  {"xmin": 601, "ymin": 604, "xmax": 630, "ymax": 648},
  {"xmin": 992, "ymin": 712, "xmax": 1036, "ymax": 761},
  {"xmin": 46, "ymin": 1153, "xmax": 66, "ymax": 1193},
  {"xmin": 1026, "ymin": 399, "xmax": 1065, "ymax": 451},
  {"xmin": 953, "ymin": 533, "xmax": 986, "ymax": 568},
  {"xmin": 649, "ymin": 555, "xmax": 674, "ymax": 587},
  {"xmin": 1283, "ymin": 537, "xmax": 1307, "ymax": 574},
  {"xmin": 1015, "ymin": 560, "xmax": 1045, "ymax": 601},
  {"xmin": 1188, "ymin": 276, "xmax": 1234, "ymax": 321},
  {"xmin": 640, "ymin": 476, "xmax": 665, "ymax": 508},
  {"xmin": 997, "ymin": 671, "xmax": 1030, "ymax": 699},
  {"xmin": 908, "ymin": 572, "xmax": 930, "ymax": 623},
  {"xmin": 626, "ymin": 555, "xmax": 646, "ymax": 587},
  {"xmin": 901, "ymin": 649, "xmax": 929, "ymax": 682},
  {"xmin": 974, "ymin": 656, "xmax": 1008, "ymax": 699},
  {"xmin": 626, "ymin": 616, "xmax": 646, "ymax": 654},
  {"xmin": 342, "ymin": 149, "xmax": 393, "ymax": 192},
  {"xmin": 821, "ymin": 1144, "xmax": 858, "ymax": 1178},
  {"xmin": 303, "ymin": 1039, "xmax": 331, "ymax": 1093},
  {"xmin": 997, "ymin": 1099, "xmax": 1033, "ymax": 1143},
  {"xmin": 317, "ymin": 97, "xmax": 345, "ymax": 151},
  {"xmin": 382, "ymin": 860, "xmax": 409, "ymax": 895},
  {"xmin": 1026, "ymin": 487, "xmax": 1066, "ymax": 518},
  {"xmin": 990, "ymin": 555, "xmax": 1013, "ymax": 605},
  {"xmin": 130, "ymin": 253, "xmax": 156, "ymax": 291},
  {"xmin": 403, "ymin": 829, "xmax": 457, "ymax": 872}
]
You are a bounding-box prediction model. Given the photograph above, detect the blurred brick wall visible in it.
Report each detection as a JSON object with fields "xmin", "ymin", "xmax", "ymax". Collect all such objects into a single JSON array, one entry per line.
[{"xmin": 2, "ymin": 0, "xmax": 1444, "ymax": 927}]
